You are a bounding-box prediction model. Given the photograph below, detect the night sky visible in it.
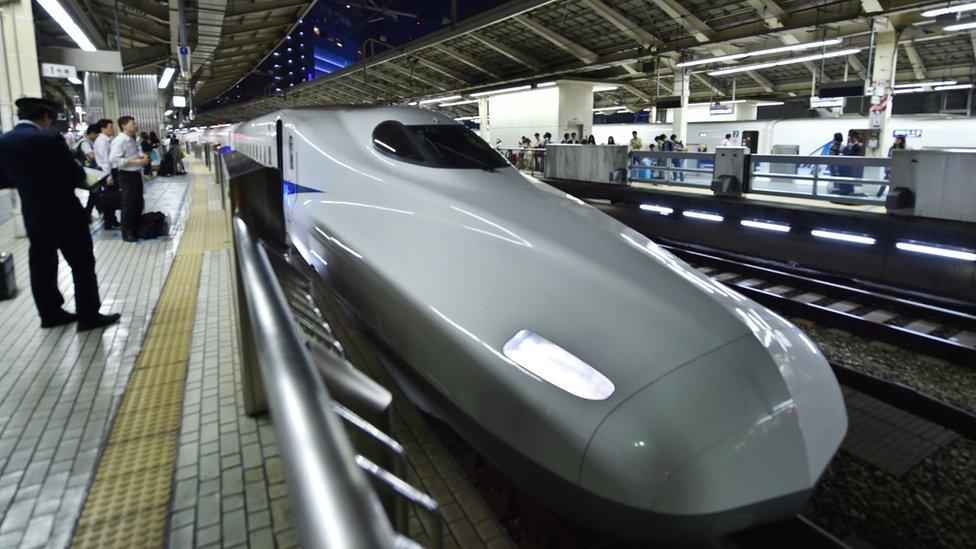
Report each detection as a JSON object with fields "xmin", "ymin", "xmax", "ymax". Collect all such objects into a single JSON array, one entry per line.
[{"xmin": 204, "ymin": 0, "xmax": 511, "ymax": 110}]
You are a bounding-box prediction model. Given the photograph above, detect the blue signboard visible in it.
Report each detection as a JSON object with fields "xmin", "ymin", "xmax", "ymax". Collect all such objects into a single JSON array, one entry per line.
[{"xmin": 893, "ymin": 129, "xmax": 922, "ymax": 138}]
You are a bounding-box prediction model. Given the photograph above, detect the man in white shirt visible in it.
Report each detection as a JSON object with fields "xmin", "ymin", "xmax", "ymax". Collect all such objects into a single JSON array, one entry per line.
[
  {"xmin": 92, "ymin": 119, "xmax": 120, "ymax": 229},
  {"xmin": 93, "ymin": 119, "xmax": 114, "ymax": 177},
  {"xmin": 109, "ymin": 116, "xmax": 149, "ymax": 242}
]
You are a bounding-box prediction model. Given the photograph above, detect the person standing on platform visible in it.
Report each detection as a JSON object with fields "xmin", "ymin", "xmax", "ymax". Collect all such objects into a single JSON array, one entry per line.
[
  {"xmin": 0, "ymin": 98, "xmax": 120, "ymax": 331},
  {"xmin": 93, "ymin": 119, "xmax": 119, "ymax": 229},
  {"xmin": 110, "ymin": 116, "xmax": 149, "ymax": 242},
  {"xmin": 720, "ymin": 134, "xmax": 734, "ymax": 147}
]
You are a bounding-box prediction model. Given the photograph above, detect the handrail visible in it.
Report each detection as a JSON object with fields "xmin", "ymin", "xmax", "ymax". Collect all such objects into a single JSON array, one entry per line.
[
  {"xmin": 752, "ymin": 153, "xmax": 890, "ymax": 167},
  {"xmin": 233, "ymin": 215, "xmax": 400, "ymax": 549}
]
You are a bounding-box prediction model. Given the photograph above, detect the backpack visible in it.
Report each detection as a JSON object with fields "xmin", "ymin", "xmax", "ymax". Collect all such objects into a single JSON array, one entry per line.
[{"xmin": 75, "ymin": 142, "xmax": 96, "ymax": 169}]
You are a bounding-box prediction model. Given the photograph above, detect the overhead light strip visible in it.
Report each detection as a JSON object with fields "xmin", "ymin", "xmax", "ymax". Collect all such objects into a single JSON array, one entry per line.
[
  {"xmin": 922, "ymin": 2, "xmax": 976, "ymax": 17},
  {"xmin": 439, "ymin": 99, "xmax": 479, "ymax": 107},
  {"xmin": 36, "ymin": 0, "xmax": 96, "ymax": 52},
  {"xmin": 708, "ymin": 48, "xmax": 861, "ymax": 76},
  {"xmin": 677, "ymin": 39, "xmax": 843, "ymax": 68},
  {"xmin": 470, "ymin": 85, "xmax": 532, "ymax": 98},
  {"xmin": 418, "ymin": 94, "xmax": 460, "ymax": 105},
  {"xmin": 896, "ymin": 242, "xmax": 976, "ymax": 262},
  {"xmin": 893, "ymin": 80, "xmax": 956, "ymax": 88},
  {"xmin": 945, "ymin": 21, "xmax": 976, "ymax": 31},
  {"xmin": 811, "ymin": 229, "xmax": 875, "ymax": 245},
  {"xmin": 158, "ymin": 67, "xmax": 176, "ymax": 90}
]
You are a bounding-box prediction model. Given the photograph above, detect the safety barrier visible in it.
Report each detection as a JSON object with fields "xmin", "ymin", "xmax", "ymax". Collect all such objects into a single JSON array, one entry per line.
[
  {"xmin": 224, "ymin": 151, "xmax": 443, "ymax": 548},
  {"xmin": 750, "ymin": 154, "xmax": 889, "ymax": 205}
]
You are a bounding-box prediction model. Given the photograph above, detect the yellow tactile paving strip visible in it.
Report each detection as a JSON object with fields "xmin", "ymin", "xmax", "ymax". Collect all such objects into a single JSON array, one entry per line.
[{"xmin": 72, "ymin": 163, "xmax": 230, "ymax": 548}]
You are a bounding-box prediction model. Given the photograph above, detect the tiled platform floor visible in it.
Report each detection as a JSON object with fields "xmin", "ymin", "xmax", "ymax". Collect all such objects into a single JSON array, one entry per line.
[{"xmin": 0, "ymin": 175, "xmax": 191, "ymax": 547}]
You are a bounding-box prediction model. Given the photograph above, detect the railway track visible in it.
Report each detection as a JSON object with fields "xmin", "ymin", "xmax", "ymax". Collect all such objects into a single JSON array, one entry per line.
[{"xmin": 661, "ymin": 241, "xmax": 976, "ymax": 365}]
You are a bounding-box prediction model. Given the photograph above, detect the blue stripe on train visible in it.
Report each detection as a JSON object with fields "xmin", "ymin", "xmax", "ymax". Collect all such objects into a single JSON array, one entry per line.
[{"xmin": 283, "ymin": 180, "xmax": 323, "ymax": 196}]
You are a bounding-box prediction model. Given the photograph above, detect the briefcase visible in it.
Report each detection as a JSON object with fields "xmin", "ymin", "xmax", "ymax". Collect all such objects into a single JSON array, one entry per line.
[{"xmin": 0, "ymin": 252, "xmax": 15, "ymax": 300}]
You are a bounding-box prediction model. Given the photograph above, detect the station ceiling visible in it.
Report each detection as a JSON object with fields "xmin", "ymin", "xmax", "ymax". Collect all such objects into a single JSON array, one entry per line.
[
  {"xmin": 37, "ymin": 0, "xmax": 972, "ymax": 124},
  {"xmin": 35, "ymin": 0, "xmax": 316, "ymax": 105}
]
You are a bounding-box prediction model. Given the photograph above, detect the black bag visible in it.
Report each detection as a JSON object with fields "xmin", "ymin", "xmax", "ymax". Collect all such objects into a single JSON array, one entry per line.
[
  {"xmin": 136, "ymin": 211, "xmax": 169, "ymax": 239},
  {"xmin": 90, "ymin": 182, "xmax": 121, "ymax": 212},
  {"xmin": 157, "ymin": 154, "xmax": 175, "ymax": 177}
]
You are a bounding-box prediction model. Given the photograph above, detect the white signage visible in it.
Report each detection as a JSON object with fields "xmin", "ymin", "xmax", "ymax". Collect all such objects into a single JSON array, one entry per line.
[
  {"xmin": 41, "ymin": 62, "xmax": 77, "ymax": 80},
  {"xmin": 709, "ymin": 102, "xmax": 735, "ymax": 115},
  {"xmin": 172, "ymin": 95, "xmax": 187, "ymax": 108},
  {"xmin": 810, "ymin": 96, "xmax": 845, "ymax": 109}
]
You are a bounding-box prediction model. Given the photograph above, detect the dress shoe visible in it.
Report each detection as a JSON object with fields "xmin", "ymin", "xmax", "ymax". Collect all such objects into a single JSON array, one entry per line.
[
  {"xmin": 78, "ymin": 313, "xmax": 121, "ymax": 332},
  {"xmin": 122, "ymin": 233, "xmax": 139, "ymax": 243},
  {"xmin": 40, "ymin": 309, "xmax": 78, "ymax": 328},
  {"xmin": 105, "ymin": 221, "xmax": 120, "ymax": 230}
]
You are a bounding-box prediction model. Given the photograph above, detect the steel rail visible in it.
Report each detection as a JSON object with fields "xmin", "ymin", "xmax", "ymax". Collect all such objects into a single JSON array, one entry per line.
[{"xmin": 233, "ymin": 215, "xmax": 402, "ymax": 549}]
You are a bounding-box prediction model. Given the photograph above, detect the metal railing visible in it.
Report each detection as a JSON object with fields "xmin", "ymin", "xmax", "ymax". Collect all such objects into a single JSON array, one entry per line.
[
  {"xmin": 750, "ymin": 154, "xmax": 889, "ymax": 205},
  {"xmin": 226, "ymin": 151, "xmax": 443, "ymax": 548},
  {"xmin": 497, "ymin": 146, "xmax": 547, "ymax": 176},
  {"xmin": 629, "ymin": 151, "xmax": 715, "ymax": 189}
]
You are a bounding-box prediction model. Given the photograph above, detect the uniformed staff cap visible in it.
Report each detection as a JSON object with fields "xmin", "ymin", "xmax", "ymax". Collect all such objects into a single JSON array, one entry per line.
[{"xmin": 15, "ymin": 97, "xmax": 61, "ymax": 116}]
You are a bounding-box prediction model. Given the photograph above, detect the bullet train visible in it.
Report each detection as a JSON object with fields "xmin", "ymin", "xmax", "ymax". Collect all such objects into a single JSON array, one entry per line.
[{"xmin": 216, "ymin": 107, "xmax": 847, "ymax": 542}]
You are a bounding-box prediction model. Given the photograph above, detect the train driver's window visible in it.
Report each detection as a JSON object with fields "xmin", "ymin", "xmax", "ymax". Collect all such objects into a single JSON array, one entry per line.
[{"xmin": 372, "ymin": 121, "xmax": 425, "ymax": 162}]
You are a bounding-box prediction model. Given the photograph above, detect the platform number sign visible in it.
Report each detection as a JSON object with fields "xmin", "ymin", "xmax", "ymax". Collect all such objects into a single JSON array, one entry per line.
[{"xmin": 893, "ymin": 129, "xmax": 922, "ymax": 139}]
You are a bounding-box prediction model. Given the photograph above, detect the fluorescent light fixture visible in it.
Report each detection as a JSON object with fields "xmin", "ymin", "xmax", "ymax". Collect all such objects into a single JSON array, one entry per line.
[
  {"xmin": 172, "ymin": 95, "xmax": 187, "ymax": 107},
  {"xmin": 894, "ymin": 87, "xmax": 925, "ymax": 94},
  {"xmin": 616, "ymin": 108, "xmax": 631, "ymax": 113},
  {"xmin": 163, "ymin": 109, "xmax": 173, "ymax": 116},
  {"xmin": 536, "ymin": 81, "xmax": 557, "ymax": 87},
  {"xmin": 895, "ymin": 242, "xmax": 976, "ymax": 262},
  {"xmin": 593, "ymin": 84, "xmax": 619, "ymax": 92},
  {"xmin": 756, "ymin": 101, "xmax": 785, "ymax": 106},
  {"xmin": 36, "ymin": 0, "xmax": 96, "ymax": 52},
  {"xmin": 592, "ymin": 105, "xmax": 624, "ymax": 111},
  {"xmin": 67, "ymin": 76, "xmax": 81, "ymax": 85},
  {"xmin": 407, "ymin": 101, "xmax": 418, "ymax": 106},
  {"xmin": 470, "ymin": 85, "xmax": 532, "ymax": 98},
  {"xmin": 741, "ymin": 219, "xmax": 790, "ymax": 232},
  {"xmin": 419, "ymin": 94, "xmax": 460, "ymax": 105},
  {"xmin": 639, "ymin": 204, "xmax": 673, "ymax": 215},
  {"xmin": 503, "ymin": 330, "xmax": 614, "ymax": 400},
  {"xmin": 683, "ymin": 211, "xmax": 724, "ymax": 222},
  {"xmin": 453, "ymin": 116, "xmax": 480, "ymax": 122},
  {"xmin": 158, "ymin": 67, "xmax": 176, "ymax": 89},
  {"xmin": 811, "ymin": 229, "xmax": 875, "ymax": 245},
  {"xmin": 922, "ymin": 2, "xmax": 976, "ymax": 17},
  {"xmin": 893, "ymin": 80, "xmax": 956, "ymax": 88},
  {"xmin": 439, "ymin": 98, "xmax": 478, "ymax": 107},
  {"xmin": 945, "ymin": 21, "xmax": 976, "ymax": 31},
  {"xmin": 935, "ymin": 83, "xmax": 973, "ymax": 90},
  {"xmin": 708, "ymin": 48, "xmax": 861, "ymax": 76},
  {"xmin": 677, "ymin": 39, "xmax": 843, "ymax": 68}
]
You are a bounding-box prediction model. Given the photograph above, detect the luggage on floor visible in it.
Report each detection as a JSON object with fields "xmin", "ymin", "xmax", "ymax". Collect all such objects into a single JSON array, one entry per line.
[
  {"xmin": 90, "ymin": 182, "xmax": 121, "ymax": 212},
  {"xmin": 157, "ymin": 154, "xmax": 175, "ymax": 177},
  {"xmin": 136, "ymin": 211, "xmax": 169, "ymax": 239},
  {"xmin": 0, "ymin": 252, "xmax": 15, "ymax": 300}
]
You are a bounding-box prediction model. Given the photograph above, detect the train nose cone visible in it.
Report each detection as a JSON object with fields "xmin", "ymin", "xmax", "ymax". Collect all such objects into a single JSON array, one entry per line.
[{"xmin": 578, "ymin": 334, "xmax": 831, "ymax": 539}]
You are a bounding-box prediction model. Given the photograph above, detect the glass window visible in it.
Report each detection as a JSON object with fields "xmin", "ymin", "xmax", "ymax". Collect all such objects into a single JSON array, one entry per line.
[
  {"xmin": 372, "ymin": 121, "xmax": 425, "ymax": 162},
  {"xmin": 405, "ymin": 125, "xmax": 508, "ymax": 170},
  {"xmin": 371, "ymin": 121, "xmax": 507, "ymax": 170}
]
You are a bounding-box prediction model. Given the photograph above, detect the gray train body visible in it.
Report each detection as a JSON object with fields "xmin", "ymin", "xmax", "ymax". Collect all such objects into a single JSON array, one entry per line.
[{"xmin": 222, "ymin": 107, "xmax": 848, "ymax": 542}]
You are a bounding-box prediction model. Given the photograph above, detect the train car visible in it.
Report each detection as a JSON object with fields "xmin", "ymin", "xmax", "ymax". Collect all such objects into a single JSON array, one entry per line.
[{"xmin": 229, "ymin": 107, "xmax": 847, "ymax": 542}]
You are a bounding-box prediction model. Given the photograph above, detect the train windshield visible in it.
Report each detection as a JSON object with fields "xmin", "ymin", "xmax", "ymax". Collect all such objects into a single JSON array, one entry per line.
[{"xmin": 372, "ymin": 120, "xmax": 508, "ymax": 170}]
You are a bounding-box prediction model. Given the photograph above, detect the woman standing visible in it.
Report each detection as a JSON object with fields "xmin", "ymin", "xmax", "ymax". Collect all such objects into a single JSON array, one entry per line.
[
  {"xmin": 879, "ymin": 135, "xmax": 906, "ymax": 197},
  {"xmin": 139, "ymin": 132, "xmax": 153, "ymax": 177}
]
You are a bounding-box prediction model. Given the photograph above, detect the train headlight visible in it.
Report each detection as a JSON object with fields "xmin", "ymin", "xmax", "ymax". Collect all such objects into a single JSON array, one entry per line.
[{"xmin": 503, "ymin": 330, "xmax": 615, "ymax": 401}]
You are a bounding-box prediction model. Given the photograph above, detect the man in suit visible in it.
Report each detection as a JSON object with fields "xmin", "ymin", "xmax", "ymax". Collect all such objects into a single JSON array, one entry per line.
[{"xmin": 0, "ymin": 97, "xmax": 120, "ymax": 331}]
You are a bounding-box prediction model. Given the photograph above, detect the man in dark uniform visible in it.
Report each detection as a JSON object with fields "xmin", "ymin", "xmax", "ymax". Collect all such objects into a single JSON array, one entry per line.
[{"xmin": 0, "ymin": 97, "xmax": 120, "ymax": 331}]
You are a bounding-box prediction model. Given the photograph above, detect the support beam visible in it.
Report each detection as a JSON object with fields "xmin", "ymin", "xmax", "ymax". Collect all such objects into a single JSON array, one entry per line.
[
  {"xmin": 693, "ymin": 73, "xmax": 726, "ymax": 97},
  {"xmin": 649, "ymin": 0, "xmax": 716, "ymax": 43},
  {"xmin": 62, "ymin": 0, "xmax": 109, "ymax": 49},
  {"xmin": 221, "ymin": 18, "xmax": 295, "ymax": 38},
  {"xmin": 516, "ymin": 16, "xmax": 598, "ymax": 64},
  {"xmin": 745, "ymin": 70, "xmax": 775, "ymax": 92},
  {"xmin": 414, "ymin": 56, "xmax": 469, "ymax": 83},
  {"xmin": 580, "ymin": 0, "xmax": 661, "ymax": 46},
  {"xmin": 469, "ymin": 33, "xmax": 542, "ymax": 71},
  {"xmin": 745, "ymin": 0, "xmax": 787, "ymax": 29},
  {"xmin": 901, "ymin": 42, "xmax": 926, "ymax": 80},
  {"xmin": 227, "ymin": 0, "xmax": 309, "ymax": 17},
  {"xmin": 433, "ymin": 44, "xmax": 501, "ymax": 78},
  {"xmin": 122, "ymin": 44, "xmax": 171, "ymax": 70},
  {"xmin": 861, "ymin": 0, "xmax": 884, "ymax": 13},
  {"xmin": 616, "ymin": 83, "xmax": 651, "ymax": 102},
  {"xmin": 848, "ymin": 55, "xmax": 867, "ymax": 79},
  {"xmin": 382, "ymin": 62, "xmax": 451, "ymax": 91}
]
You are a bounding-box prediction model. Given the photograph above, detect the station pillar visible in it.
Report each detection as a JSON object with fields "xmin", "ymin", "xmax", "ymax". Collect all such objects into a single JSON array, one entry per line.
[
  {"xmin": 672, "ymin": 69, "xmax": 691, "ymax": 143},
  {"xmin": 868, "ymin": 19, "xmax": 898, "ymax": 156},
  {"xmin": 0, "ymin": 0, "xmax": 42, "ymax": 237}
]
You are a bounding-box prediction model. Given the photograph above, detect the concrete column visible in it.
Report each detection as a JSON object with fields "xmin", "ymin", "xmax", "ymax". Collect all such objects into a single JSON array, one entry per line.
[
  {"xmin": 868, "ymin": 20, "xmax": 898, "ymax": 155},
  {"xmin": 672, "ymin": 69, "xmax": 691, "ymax": 143},
  {"xmin": 556, "ymin": 81, "xmax": 594, "ymax": 141},
  {"xmin": 0, "ymin": 0, "xmax": 42, "ymax": 237}
]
